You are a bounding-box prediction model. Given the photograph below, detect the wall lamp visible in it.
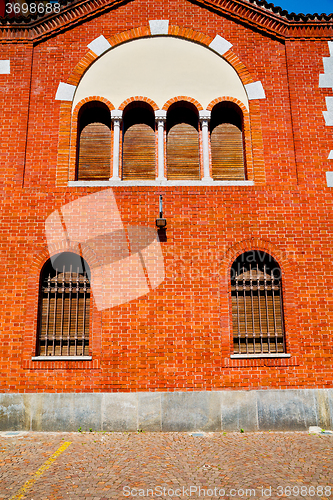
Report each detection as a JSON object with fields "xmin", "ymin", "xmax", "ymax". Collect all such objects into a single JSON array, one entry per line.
[{"xmin": 156, "ymin": 195, "xmax": 167, "ymax": 229}]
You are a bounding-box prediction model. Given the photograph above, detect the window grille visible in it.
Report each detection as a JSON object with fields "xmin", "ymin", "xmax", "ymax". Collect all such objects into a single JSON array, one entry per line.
[
  {"xmin": 37, "ymin": 256, "xmax": 90, "ymax": 356},
  {"xmin": 231, "ymin": 251, "xmax": 285, "ymax": 355}
]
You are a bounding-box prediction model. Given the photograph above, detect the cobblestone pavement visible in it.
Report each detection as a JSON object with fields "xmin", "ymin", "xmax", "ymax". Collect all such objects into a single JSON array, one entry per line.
[{"xmin": 0, "ymin": 431, "xmax": 332, "ymax": 500}]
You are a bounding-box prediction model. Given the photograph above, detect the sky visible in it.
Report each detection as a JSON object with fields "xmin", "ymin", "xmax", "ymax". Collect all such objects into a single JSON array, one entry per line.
[{"xmin": 271, "ymin": 0, "xmax": 333, "ymax": 14}]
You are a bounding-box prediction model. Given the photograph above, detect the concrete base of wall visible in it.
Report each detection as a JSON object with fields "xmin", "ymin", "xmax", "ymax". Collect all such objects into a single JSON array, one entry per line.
[{"xmin": 0, "ymin": 389, "xmax": 332, "ymax": 432}]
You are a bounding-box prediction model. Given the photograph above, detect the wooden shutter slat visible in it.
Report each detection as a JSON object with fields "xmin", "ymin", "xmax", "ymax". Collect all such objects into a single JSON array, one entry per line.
[
  {"xmin": 78, "ymin": 123, "xmax": 111, "ymax": 180},
  {"xmin": 211, "ymin": 123, "xmax": 245, "ymax": 180},
  {"xmin": 167, "ymin": 123, "xmax": 200, "ymax": 180},
  {"xmin": 122, "ymin": 124, "xmax": 155, "ymax": 180}
]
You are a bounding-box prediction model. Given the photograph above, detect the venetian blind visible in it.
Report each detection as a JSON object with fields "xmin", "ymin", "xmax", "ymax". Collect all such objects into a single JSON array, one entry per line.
[
  {"xmin": 77, "ymin": 122, "xmax": 111, "ymax": 180},
  {"xmin": 122, "ymin": 124, "xmax": 156, "ymax": 180},
  {"xmin": 211, "ymin": 123, "xmax": 245, "ymax": 180},
  {"xmin": 166, "ymin": 123, "xmax": 200, "ymax": 180}
]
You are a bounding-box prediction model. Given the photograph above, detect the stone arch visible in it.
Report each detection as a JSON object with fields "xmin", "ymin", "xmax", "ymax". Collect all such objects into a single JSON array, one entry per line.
[
  {"xmin": 162, "ymin": 96, "xmax": 203, "ymax": 112},
  {"xmin": 56, "ymin": 25, "xmax": 264, "ymax": 186},
  {"xmin": 119, "ymin": 96, "xmax": 159, "ymax": 111}
]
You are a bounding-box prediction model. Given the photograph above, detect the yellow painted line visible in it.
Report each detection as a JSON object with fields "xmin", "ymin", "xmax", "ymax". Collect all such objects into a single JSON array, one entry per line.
[{"xmin": 9, "ymin": 441, "xmax": 72, "ymax": 500}]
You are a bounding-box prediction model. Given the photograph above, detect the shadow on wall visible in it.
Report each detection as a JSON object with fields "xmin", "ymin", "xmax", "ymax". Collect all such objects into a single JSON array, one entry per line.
[{"xmin": 45, "ymin": 189, "xmax": 165, "ymax": 311}]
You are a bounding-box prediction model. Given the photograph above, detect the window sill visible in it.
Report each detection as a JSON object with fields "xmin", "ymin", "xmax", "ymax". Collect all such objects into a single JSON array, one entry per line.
[
  {"xmin": 31, "ymin": 356, "xmax": 92, "ymax": 361},
  {"xmin": 230, "ymin": 354, "xmax": 291, "ymax": 359},
  {"xmin": 68, "ymin": 180, "xmax": 254, "ymax": 187}
]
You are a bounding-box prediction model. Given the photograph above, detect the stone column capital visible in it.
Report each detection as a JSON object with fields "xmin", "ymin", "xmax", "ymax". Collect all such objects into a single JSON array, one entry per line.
[
  {"xmin": 111, "ymin": 109, "xmax": 123, "ymax": 121},
  {"xmin": 199, "ymin": 110, "xmax": 211, "ymax": 122},
  {"xmin": 155, "ymin": 110, "xmax": 167, "ymax": 122}
]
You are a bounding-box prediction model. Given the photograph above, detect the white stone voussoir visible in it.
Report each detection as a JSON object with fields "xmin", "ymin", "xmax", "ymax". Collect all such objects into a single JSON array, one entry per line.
[
  {"xmin": 149, "ymin": 20, "xmax": 169, "ymax": 35},
  {"xmin": 55, "ymin": 82, "xmax": 76, "ymax": 101},
  {"xmin": 245, "ymin": 81, "xmax": 266, "ymax": 100},
  {"xmin": 209, "ymin": 35, "xmax": 232, "ymax": 56},
  {"xmin": 0, "ymin": 60, "xmax": 10, "ymax": 74},
  {"xmin": 87, "ymin": 35, "xmax": 111, "ymax": 56}
]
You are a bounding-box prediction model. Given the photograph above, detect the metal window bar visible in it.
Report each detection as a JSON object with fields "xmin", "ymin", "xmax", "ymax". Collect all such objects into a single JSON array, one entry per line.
[
  {"xmin": 256, "ymin": 262, "xmax": 263, "ymax": 353},
  {"xmin": 235, "ymin": 273, "xmax": 241, "ymax": 353},
  {"xmin": 38, "ymin": 267, "xmax": 90, "ymax": 356},
  {"xmin": 242, "ymin": 265, "xmax": 248, "ymax": 354},
  {"xmin": 231, "ymin": 262, "xmax": 285, "ymax": 355},
  {"xmin": 82, "ymin": 272, "xmax": 88, "ymax": 356}
]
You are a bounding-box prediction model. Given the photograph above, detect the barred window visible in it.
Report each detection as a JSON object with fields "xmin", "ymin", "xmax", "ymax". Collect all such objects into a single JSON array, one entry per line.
[
  {"xmin": 231, "ymin": 251, "xmax": 285, "ymax": 355},
  {"xmin": 37, "ymin": 253, "xmax": 90, "ymax": 357}
]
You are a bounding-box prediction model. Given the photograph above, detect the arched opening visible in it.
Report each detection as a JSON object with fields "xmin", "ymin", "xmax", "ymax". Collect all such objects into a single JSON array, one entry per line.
[
  {"xmin": 231, "ymin": 251, "xmax": 285, "ymax": 355},
  {"xmin": 122, "ymin": 102, "xmax": 156, "ymax": 180},
  {"xmin": 37, "ymin": 252, "xmax": 91, "ymax": 356},
  {"xmin": 211, "ymin": 102, "xmax": 245, "ymax": 180},
  {"xmin": 76, "ymin": 101, "xmax": 111, "ymax": 180},
  {"xmin": 166, "ymin": 101, "xmax": 200, "ymax": 180}
]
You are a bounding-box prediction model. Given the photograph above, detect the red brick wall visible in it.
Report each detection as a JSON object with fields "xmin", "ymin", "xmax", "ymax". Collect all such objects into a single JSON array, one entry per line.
[{"xmin": 0, "ymin": 0, "xmax": 332, "ymax": 393}]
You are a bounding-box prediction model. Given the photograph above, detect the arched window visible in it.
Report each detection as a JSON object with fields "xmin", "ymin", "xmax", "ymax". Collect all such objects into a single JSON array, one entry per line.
[
  {"xmin": 37, "ymin": 253, "xmax": 91, "ymax": 357},
  {"xmin": 166, "ymin": 102, "xmax": 200, "ymax": 180},
  {"xmin": 231, "ymin": 251, "xmax": 285, "ymax": 355},
  {"xmin": 122, "ymin": 102, "xmax": 156, "ymax": 180},
  {"xmin": 77, "ymin": 102, "xmax": 111, "ymax": 180},
  {"xmin": 211, "ymin": 102, "xmax": 245, "ymax": 180}
]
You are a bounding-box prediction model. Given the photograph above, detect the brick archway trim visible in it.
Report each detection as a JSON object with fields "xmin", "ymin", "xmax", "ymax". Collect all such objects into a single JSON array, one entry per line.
[
  {"xmin": 67, "ymin": 97, "xmax": 115, "ymax": 182},
  {"xmin": 66, "ymin": 25, "xmax": 254, "ymax": 88},
  {"xmin": 23, "ymin": 242, "xmax": 102, "ymax": 370},
  {"xmin": 119, "ymin": 96, "xmax": 159, "ymax": 111},
  {"xmin": 162, "ymin": 96, "xmax": 203, "ymax": 112}
]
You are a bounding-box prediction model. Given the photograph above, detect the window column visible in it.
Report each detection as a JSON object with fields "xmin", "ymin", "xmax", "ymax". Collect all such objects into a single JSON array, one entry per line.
[
  {"xmin": 199, "ymin": 110, "xmax": 212, "ymax": 181},
  {"xmin": 110, "ymin": 110, "xmax": 123, "ymax": 180},
  {"xmin": 155, "ymin": 110, "xmax": 167, "ymax": 181}
]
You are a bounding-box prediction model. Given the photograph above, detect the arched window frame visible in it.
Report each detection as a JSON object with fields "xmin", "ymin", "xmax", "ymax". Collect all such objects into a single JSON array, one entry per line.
[
  {"xmin": 68, "ymin": 97, "xmax": 115, "ymax": 183},
  {"xmin": 210, "ymin": 100, "xmax": 246, "ymax": 181},
  {"xmin": 207, "ymin": 97, "xmax": 253, "ymax": 182},
  {"xmin": 165, "ymin": 100, "xmax": 201, "ymax": 180},
  {"xmin": 121, "ymin": 101, "xmax": 157, "ymax": 180},
  {"xmin": 229, "ymin": 250, "xmax": 288, "ymax": 358},
  {"xmin": 75, "ymin": 100, "xmax": 112, "ymax": 181},
  {"xmin": 36, "ymin": 252, "xmax": 92, "ymax": 359}
]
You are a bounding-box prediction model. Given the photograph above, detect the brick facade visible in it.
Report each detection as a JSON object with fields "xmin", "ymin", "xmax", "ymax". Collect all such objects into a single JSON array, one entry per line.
[{"xmin": 0, "ymin": 0, "xmax": 333, "ymax": 399}]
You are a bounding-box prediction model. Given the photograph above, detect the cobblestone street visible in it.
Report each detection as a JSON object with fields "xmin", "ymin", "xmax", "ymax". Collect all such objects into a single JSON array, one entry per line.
[{"xmin": 0, "ymin": 431, "xmax": 332, "ymax": 500}]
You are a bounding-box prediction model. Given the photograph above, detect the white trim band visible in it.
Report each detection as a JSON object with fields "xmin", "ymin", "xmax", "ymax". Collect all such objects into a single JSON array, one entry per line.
[
  {"xmin": 32, "ymin": 356, "xmax": 92, "ymax": 361},
  {"xmin": 69, "ymin": 180, "xmax": 254, "ymax": 187},
  {"xmin": 231, "ymin": 354, "xmax": 291, "ymax": 359}
]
